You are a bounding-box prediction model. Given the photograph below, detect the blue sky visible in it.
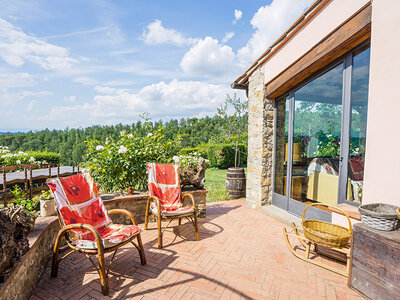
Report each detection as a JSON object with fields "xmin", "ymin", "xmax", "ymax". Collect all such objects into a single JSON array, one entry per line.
[{"xmin": 0, "ymin": 0, "xmax": 313, "ymax": 131}]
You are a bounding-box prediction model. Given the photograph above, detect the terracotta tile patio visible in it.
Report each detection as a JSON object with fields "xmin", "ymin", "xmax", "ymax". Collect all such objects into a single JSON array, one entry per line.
[{"xmin": 30, "ymin": 199, "xmax": 363, "ymax": 299}]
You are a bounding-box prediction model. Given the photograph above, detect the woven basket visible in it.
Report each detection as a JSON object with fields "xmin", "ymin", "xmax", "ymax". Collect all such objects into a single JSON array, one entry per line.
[
  {"xmin": 301, "ymin": 203, "xmax": 352, "ymax": 248},
  {"xmin": 396, "ymin": 208, "xmax": 400, "ymax": 220},
  {"xmin": 359, "ymin": 203, "xmax": 399, "ymax": 231}
]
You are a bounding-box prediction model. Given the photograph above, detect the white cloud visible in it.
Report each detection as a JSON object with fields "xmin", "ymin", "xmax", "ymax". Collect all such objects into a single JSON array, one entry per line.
[
  {"xmin": 0, "ymin": 18, "xmax": 78, "ymax": 70},
  {"xmin": 73, "ymin": 76, "xmax": 98, "ymax": 86},
  {"xmin": 110, "ymin": 49, "xmax": 138, "ymax": 56},
  {"xmin": 237, "ymin": 0, "xmax": 313, "ymax": 67},
  {"xmin": 94, "ymin": 85, "xmax": 118, "ymax": 94},
  {"xmin": 180, "ymin": 37, "xmax": 235, "ymax": 78},
  {"xmin": 0, "ymin": 89, "xmax": 51, "ymax": 108},
  {"xmin": 142, "ymin": 20, "xmax": 196, "ymax": 46},
  {"xmin": 26, "ymin": 100, "xmax": 37, "ymax": 111},
  {"xmin": 42, "ymin": 80, "xmax": 239, "ymax": 128},
  {"xmin": 222, "ymin": 32, "xmax": 234, "ymax": 43},
  {"xmin": 20, "ymin": 90, "xmax": 52, "ymax": 98},
  {"xmin": 233, "ymin": 9, "xmax": 242, "ymax": 24},
  {"xmin": 64, "ymin": 96, "xmax": 76, "ymax": 102},
  {"xmin": 0, "ymin": 71, "xmax": 34, "ymax": 88}
]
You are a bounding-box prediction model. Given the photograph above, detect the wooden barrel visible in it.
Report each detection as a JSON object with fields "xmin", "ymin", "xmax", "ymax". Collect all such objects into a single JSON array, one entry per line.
[{"xmin": 225, "ymin": 168, "xmax": 246, "ymax": 199}]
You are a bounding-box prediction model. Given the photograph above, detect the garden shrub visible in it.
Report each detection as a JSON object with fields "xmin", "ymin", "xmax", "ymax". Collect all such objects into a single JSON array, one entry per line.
[
  {"xmin": 85, "ymin": 126, "xmax": 181, "ymax": 193},
  {"xmin": 27, "ymin": 151, "xmax": 61, "ymax": 164},
  {"xmin": 179, "ymin": 147, "xmax": 200, "ymax": 156},
  {"xmin": 0, "ymin": 146, "xmax": 60, "ymax": 167}
]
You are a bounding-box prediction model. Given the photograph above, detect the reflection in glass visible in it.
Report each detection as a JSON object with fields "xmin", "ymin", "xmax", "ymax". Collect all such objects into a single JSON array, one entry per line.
[
  {"xmin": 274, "ymin": 97, "xmax": 289, "ymax": 196},
  {"xmin": 347, "ymin": 47, "xmax": 370, "ymax": 203},
  {"xmin": 291, "ymin": 63, "xmax": 343, "ymax": 205}
]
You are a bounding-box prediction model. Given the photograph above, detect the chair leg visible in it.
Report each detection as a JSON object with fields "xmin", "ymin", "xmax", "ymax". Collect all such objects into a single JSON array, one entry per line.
[
  {"xmin": 144, "ymin": 204, "xmax": 150, "ymax": 230},
  {"xmin": 193, "ymin": 213, "xmax": 200, "ymax": 241},
  {"xmin": 157, "ymin": 216, "xmax": 163, "ymax": 249},
  {"xmin": 305, "ymin": 242, "xmax": 311, "ymax": 259},
  {"xmin": 98, "ymin": 252, "xmax": 109, "ymax": 296},
  {"xmin": 51, "ymin": 235, "xmax": 62, "ymax": 277},
  {"xmin": 178, "ymin": 217, "xmax": 182, "ymax": 226},
  {"xmin": 136, "ymin": 234, "xmax": 146, "ymax": 265}
]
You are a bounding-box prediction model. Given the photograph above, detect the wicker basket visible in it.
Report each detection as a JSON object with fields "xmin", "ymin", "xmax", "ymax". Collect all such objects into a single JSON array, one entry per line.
[
  {"xmin": 396, "ymin": 208, "xmax": 400, "ymax": 220},
  {"xmin": 359, "ymin": 203, "xmax": 399, "ymax": 231},
  {"xmin": 301, "ymin": 203, "xmax": 352, "ymax": 248}
]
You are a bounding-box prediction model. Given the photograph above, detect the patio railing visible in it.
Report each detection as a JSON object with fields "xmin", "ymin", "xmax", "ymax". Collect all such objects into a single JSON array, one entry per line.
[{"xmin": 0, "ymin": 164, "xmax": 81, "ymax": 206}]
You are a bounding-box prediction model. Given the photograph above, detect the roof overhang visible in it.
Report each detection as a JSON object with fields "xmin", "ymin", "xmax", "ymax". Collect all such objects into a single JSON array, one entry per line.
[{"xmin": 232, "ymin": 0, "xmax": 330, "ymax": 89}]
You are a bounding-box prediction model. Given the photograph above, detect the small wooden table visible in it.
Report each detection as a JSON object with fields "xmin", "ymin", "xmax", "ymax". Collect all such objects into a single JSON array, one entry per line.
[{"xmin": 350, "ymin": 223, "xmax": 400, "ymax": 300}]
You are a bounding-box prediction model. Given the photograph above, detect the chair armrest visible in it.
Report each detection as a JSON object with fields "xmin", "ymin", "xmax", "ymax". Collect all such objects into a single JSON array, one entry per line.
[
  {"xmin": 182, "ymin": 193, "xmax": 197, "ymax": 212},
  {"xmin": 57, "ymin": 223, "xmax": 104, "ymax": 252},
  {"xmin": 147, "ymin": 196, "xmax": 161, "ymax": 217},
  {"xmin": 108, "ymin": 209, "xmax": 137, "ymax": 225}
]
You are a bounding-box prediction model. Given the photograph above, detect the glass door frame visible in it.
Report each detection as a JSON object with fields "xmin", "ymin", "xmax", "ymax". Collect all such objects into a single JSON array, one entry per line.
[{"xmin": 271, "ymin": 41, "xmax": 370, "ymax": 219}]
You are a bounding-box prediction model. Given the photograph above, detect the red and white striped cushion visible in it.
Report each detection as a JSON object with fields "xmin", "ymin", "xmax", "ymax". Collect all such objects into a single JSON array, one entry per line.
[{"xmin": 151, "ymin": 206, "xmax": 194, "ymax": 216}]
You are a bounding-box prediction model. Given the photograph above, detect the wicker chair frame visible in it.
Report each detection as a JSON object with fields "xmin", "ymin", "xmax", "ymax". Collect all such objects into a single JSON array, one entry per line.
[
  {"xmin": 144, "ymin": 193, "xmax": 199, "ymax": 248},
  {"xmin": 52, "ymin": 208, "xmax": 146, "ymax": 296}
]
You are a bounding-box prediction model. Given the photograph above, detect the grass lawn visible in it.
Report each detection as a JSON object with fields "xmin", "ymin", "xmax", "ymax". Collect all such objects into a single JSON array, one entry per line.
[
  {"xmin": 204, "ymin": 168, "xmax": 247, "ymax": 203},
  {"xmin": 204, "ymin": 168, "xmax": 231, "ymax": 202}
]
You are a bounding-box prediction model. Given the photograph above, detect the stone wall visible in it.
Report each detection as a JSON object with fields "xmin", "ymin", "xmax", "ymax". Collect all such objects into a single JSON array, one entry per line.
[
  {"xmin": 103, "ymin": 189, "xmax": 207, "ymax": 225},
  {"xmin": 246, "ymin": 65, "xmax": 275, "ymax": 209},
  {"xmin": 0, "ymin": 217, "xmax": 60, "ymax": 300}
]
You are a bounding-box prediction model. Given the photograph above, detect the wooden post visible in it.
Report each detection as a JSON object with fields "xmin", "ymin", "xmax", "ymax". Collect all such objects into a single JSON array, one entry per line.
[
  {"xmin": 57, "ymin": 164, "xmax": 60, "ymax": 178},
  {"xmin": 72, "ymin": 164, "xmax": 75, "ymax": 174},
  {"xmin": 29, "ymin": 167, "xmax": 33, "ymax": 200},
  {"xmin": 48, "ymin": 165, "xmax": 51, "ymax": 178},
  {"xmin": 24, "ymin": 168, "xmax": 28, "ymax": 199},
  {"xmin": 2, "ymin": 171, "xmax": 6, "ymax": 207}
]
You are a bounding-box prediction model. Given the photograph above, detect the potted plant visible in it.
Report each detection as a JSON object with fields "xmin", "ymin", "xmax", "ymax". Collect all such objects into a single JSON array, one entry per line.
[
  {"xmin": 218, "ymin": 94, "xmax": 248, "ymax": 198},
  {"xmin": 36, "ymin": 190, "xmax": 56, "ymax": 217},
  {"xmin": 11, "ymin": 185, "xmax": 39, "ymax": 230}
]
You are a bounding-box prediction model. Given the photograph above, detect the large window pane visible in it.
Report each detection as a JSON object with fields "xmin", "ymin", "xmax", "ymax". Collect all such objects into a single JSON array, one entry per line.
[
  {"xmin": 347, "ymin": 46, "xmax": 370, "ymax": 203},
  {"xmin": 291, "ymin": 64, "xmax": 344, "ymax": 205},
  {"xmin": 274, "ymin": 96, "xmax": 289, "ymax": 196}
]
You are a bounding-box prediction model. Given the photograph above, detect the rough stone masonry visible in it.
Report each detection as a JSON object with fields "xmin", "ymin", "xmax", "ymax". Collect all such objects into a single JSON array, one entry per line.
[{"xmin": 246, "ymin": 64, "xmax": 275, "ymax": 209}]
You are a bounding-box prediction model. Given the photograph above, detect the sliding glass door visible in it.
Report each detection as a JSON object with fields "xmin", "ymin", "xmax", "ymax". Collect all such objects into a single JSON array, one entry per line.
[{"xmin": 272, "ymin": 44, "xmax": 370, "ymax": 219}]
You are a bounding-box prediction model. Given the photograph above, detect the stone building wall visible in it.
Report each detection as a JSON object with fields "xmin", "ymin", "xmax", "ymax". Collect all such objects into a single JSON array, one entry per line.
[{"xmin": 246, "ymin": 65, "xmax": 275, "ymax": 208}]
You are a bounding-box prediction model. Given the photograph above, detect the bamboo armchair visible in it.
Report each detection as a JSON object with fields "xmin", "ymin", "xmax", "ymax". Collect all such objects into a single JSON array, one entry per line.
[
  {"xmin": 144, "ymin": 163, "xmax": 199, "ymax": 248},
  {"xmin": 47, "ymin": 173, "xmax": 146, "ymax": 296}
]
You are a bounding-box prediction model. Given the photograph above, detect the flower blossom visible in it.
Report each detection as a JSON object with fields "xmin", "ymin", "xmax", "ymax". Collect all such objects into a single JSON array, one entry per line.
[
  {"xmin": 29, "ymin": 156, "xmax": 35, "ymax": 162},
  {"xmin": 96, "ymin": 145, "xmax": 105, "ymax": 151},
  {"xmin": 118, "ymin": 145, "xmax": 128, "ymax": 154}
]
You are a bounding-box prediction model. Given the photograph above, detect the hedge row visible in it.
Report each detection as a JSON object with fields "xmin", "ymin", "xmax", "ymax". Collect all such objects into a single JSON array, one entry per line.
[
  {"xmin": 180, "ymin": 143, "xmax": 247, "ymax": 168},
  {"xmin": 0, "ymin": 151, "xmax": 61, "ymax": 167},
  {"xmin": 27, "ymin": 151, "xmax": 61, "ymax": 164}
]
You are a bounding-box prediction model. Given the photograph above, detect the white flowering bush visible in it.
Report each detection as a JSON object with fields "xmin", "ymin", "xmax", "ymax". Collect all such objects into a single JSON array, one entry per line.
[
  {"xmin": 0, "ymin": 146, "xmax": 10, "ymax": 154},
  {"xmin": 1, "ymin": 149, "xmax": 30, "ymax": 166},
  {"xmin": 173, "ymin": 152, "xmax": 208, "ymax": 169},
  {"xmin": 0, "ymin": 147, "xmax": 58, "ymax": 168},
  {"xmin": 85, "ymin": 126, "xmax": 181, "ymax": 192}
]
